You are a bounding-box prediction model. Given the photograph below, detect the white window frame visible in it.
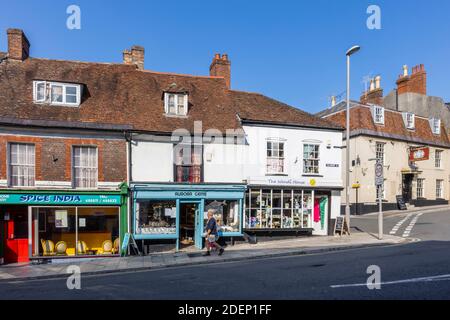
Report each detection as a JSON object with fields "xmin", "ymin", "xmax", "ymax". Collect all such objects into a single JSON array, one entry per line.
[
  {"xmin": 375, "ymin": 142, "xmax": 385, "ymax": 166},
  {"xmin": 373, "ymin": 105, "xmax": 385, "ymax": 125},
  {"xmin": 266, "ymin": 139, "xmax": 285, "ymax": 175},
  {"xmin": 403, "ymin": 112, "xmax": 415, "ymax": 130},
  {"xmin": 430, "ymin": 118, "xmax": 441, "ymax": 135},
  {"xmin": 435, "ymin": 150, "xmax": 443, "ymax": 168},
  {"xmin": 417, "ymin": 178, "xmax": 425, "ymax": 198},
  {"xmin": 303, "ymin": 144, "xmax": 320, "ymax": 175},
  {"xmin": 164, "ymin": 93, "xmax": 188, "ymax": 116},
  {"xmin": 33, "ymin": 81, "xmax": 81, "ymax": 106},
  {"xmin": 73, "ymin": 146, "xmax": 98, "ymax": 189},
  {"xmin": 436, "ymin": 179, "xmax": 444, "ymax": 199},
  {"xmin": 8, "ymin": 143, "xmax": 35, "ymax": 187}
]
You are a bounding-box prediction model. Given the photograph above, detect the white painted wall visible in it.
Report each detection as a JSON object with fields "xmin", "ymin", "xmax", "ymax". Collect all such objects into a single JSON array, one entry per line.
[
  {"xmin": 242, "ymin": 125, "xmax": 343, "ymax": 187},
  {"xmin": 132, "ymin": 141, "xmax": 174, "ymax": 182},
  {"xmin": 203, "ymin": 143, "xmax": 247, "ymax": 183}
]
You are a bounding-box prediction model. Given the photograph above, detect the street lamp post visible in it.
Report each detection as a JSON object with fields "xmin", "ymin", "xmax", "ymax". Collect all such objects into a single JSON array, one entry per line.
[{"xmin": 345, "ymin": 45, "xmax": 361, "ymax": 232}]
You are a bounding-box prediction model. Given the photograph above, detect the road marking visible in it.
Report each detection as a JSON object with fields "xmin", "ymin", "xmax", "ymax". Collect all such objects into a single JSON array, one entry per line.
[
  {"xmin": 402, "ymin": 213, "xmax": 423, "ymax": 238},
  {"xmin": 330, "ymin": 273, "xmax": 450, "ymax": 289},
  {"xmin": 389, "ymin": 213, "xmax": 413, "ymax": 235}
]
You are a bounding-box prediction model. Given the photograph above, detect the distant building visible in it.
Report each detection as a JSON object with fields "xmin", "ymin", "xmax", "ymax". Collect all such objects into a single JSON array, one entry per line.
[{"xmin": 317, "ymin": 65, "xmax": 450, "ymax": 214}]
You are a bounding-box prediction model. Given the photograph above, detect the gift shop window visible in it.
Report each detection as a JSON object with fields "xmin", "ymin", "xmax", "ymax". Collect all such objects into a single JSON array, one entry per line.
[
  {"xmin": 204, "ymin": 200, "xmax": 240, "ymax": 233},
  {"xmin": 32, "ymin": 207, "xmax": 120, "ymax": 257},
  {"xmin": 135, "ymin": 200, "xmax": 177, "ymax": 235},
  {"xmin": 174, "ymin": 145, "xmax": 203, "ymax": 183},
  {"xmin": 245, "ymin": 189, "xmax": 313, "ymax": 229}
]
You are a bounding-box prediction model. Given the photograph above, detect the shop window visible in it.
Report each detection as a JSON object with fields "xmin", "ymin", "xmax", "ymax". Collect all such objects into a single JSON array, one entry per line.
[
  {"xmin": 204, "ymin": 200, "xmax": 240, "ymax": 233},
  {"xmin": 136, "ymin": 200, "xmax": 177, "ymax": 235},
  {"xmin": 266, "ymin": 140, "xmax": 285, "ymax": 174},
  {"xmin": 174, "ymin": 145, "xmax": 202, "ymax": 183},
  {"xmin": 73, "ymin": 146, "xmax": 98, "ymax": 188},
  {"xmin": 32, "ymin": 207, "xmax": 119, "ymax": 257},
  {"xmin": 9, "ymin": 143, "xmax": 35, "ymax": 187},
  {"xmin": 303, "ymin": 144, "xmax": 320, "ymax": 174}
]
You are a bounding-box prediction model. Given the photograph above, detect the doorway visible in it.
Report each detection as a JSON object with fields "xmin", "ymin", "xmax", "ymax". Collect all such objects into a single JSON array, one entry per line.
[
  {"xmin": 2, "ymin": 206, "xmax": 29, "ymax": 264},
  {"xmin": 402, "ymin": 174, "xmax": 414, "ymax": 203},
  {"xmin": 179, "ymin": 202, "xmax": 203, "ymax": 250}
]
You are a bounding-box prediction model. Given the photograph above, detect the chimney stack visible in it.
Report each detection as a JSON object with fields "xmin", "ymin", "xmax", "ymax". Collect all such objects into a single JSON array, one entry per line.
[
  {"xmin": 123, "ymin": 45, "xmax": 145, "ymax": 70},
  {"xmin": 361, "ymin": 75, "xmax": 384, "ymax": 105},
  {"xmin": 7, "ymin": 28, "xmax": 30, "ymax": 61},
  {"xmin": 396, "ymin": 64, "xmax": 426, "ymax": 95},
  {"xmin": 210, "ymin": 53, "xmax": 231, "ymax": 88}
]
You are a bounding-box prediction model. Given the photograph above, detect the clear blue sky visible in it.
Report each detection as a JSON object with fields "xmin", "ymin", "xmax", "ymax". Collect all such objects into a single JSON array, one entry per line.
[{"xmin": 1, "ymin": 0, "xmax": 449, "ymax": 113}]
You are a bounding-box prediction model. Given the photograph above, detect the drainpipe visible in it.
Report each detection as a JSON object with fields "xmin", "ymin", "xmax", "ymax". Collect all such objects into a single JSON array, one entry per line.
[{"xmin": 125, "ymin": 131, "xmax": 133, "ymax": 235}]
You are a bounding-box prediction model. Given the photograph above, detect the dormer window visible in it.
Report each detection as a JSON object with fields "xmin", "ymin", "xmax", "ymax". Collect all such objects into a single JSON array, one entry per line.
[
  {"xmin": 430, "ymin": 118, "xmax": 441, "ymax": 135},
  {"xmin": 164, "ymin": 93, "xmax": 188, "ymax": 116},
  {"xmin": 403, "ymin": 112, "xmax": 415, "ymax": 130},
  {"xmin": 33, "ymin": 81, "xmax": 82, "ymax": 106},
  {"xmin": 373, "ymin": 105, "xmax": 385, "ymax": 125}
]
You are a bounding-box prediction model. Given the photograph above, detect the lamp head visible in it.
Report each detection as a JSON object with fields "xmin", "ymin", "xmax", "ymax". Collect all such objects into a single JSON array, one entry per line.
[{"xmin": 346, "ymin": 45, "xmax": 361, "ymax": 56}]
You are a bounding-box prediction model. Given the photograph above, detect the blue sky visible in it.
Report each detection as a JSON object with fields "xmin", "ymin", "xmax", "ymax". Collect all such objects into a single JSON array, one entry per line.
[{"xmin": 1, "ymin": 0, "xmax": 449, "ymax": 113}]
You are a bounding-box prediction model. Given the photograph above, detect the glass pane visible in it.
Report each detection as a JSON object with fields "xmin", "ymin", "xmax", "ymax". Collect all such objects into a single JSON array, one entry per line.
[
  {"xmin": 136, "ymin": 200, "xmax": 177, "ymax": 235},
  {"xmin": 205, "ymin": 200, "xmax": 240, "ymax": 233},
  {"xmin": 77, "ymin": 207, "xmax": 119, "ymax": 255},
  {"xmin": 33, "ymin": 208, "xmax": 77, "ymax": 257},
  {"xmin": 272, "ymin": 190, "xmax": 282, "ymax": 208},
  {"xmin": 66, "ymin": 94, "xmax": 77, "ymax": 104},
  {"xmin": 36, "ymin": 82, "xmax": 45, "ymax": 100},
  {"xmin": 51, "ymin": 85, "xmax": 63, "ymax": 102},
  {"xmin": 66, "ymin": 86, "xmax": 77, "ymax": 95}
]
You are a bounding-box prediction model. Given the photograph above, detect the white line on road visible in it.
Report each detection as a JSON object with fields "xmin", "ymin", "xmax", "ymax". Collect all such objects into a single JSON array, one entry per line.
[
  {"xmin": 402, "ymin": 213, "xmax": 424, "ymax": 238},
  {"xmin": 389, "ymin": 213, "xmax": 414, "ymax": 235},
  {"xmin": 330, "ymin": 274, "xmax": 450, "ymax": 289}
]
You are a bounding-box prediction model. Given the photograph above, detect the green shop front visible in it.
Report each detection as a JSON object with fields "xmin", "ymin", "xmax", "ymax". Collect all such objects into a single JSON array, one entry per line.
[
  {"xmin": 131, "ymin": 183, "xmax": 246, "ymax": 251},
  {"xmin": 0, "ymin": 187, "xmax": 128, "ymax": 264}
]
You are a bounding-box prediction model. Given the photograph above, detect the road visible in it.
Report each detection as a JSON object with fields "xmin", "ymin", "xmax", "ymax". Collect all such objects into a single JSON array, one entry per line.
[{"xmin": 1, "ymin": 208, "xmax": 450, "ymax": 299}]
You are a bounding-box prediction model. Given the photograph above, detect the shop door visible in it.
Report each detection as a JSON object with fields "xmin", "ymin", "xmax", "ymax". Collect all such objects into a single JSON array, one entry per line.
[
  {"xmin": 3, "ymin": 208, "xmax": 29, "ymax": 264},
  {"xmin": 402, "ymin": 174, "xmax": 414, "ymax": 203},
  {"xmin": 194, "ymin": 203, "xmax": 204, "ymax": 250}
]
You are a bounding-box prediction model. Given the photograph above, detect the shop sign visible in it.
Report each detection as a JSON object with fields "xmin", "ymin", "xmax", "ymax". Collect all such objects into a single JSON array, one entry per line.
[
  {"xmin": 0, "ymin": 194, "xmax": 121, "ymax": 205},
  {"xmin": 409, "ymin": 147, "xmax": 430, "ymax": 162},
  {"xmin": 174, "ymin": 191, "xmax": 208, "ymax": 198}
]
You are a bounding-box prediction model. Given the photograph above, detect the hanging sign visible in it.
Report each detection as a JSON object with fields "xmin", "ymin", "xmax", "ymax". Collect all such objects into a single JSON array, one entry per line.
[{"xmin": 409, "ymin": 147, "xmax": 429, "ymax": 162}]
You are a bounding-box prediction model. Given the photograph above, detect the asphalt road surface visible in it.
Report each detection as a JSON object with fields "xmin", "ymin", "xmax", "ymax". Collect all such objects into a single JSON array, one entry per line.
[{"xmin": 1, "ymin": 208, "xmax": 450, "ymax": 300}]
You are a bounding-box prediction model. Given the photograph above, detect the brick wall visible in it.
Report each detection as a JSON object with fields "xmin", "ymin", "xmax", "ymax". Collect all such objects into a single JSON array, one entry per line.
[{"xmin": 0, "ymin": 135, "xmax": 127, "ymax": 184}]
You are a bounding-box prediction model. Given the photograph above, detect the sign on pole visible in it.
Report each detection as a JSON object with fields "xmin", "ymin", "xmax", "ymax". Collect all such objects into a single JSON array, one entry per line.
[{"xmin": 375, "ymin": 160, "xmax": 384, "ymax": 187}]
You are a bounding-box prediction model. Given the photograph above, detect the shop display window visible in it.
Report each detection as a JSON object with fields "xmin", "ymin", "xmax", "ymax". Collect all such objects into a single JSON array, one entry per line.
[
  {"xmin": 136, "ymin": 200, "xmax": 177, "ymax": 235},
  {"xmin": 204, "ymin": 200, "xmax": 240, "ymax": 233},
  {"xmin": 245, "ymin": 189, "xmax": 315, "ymax": 229},
  {"xmin": 32, "ymin": 206, "xmax": 119, "ymax": 257}
]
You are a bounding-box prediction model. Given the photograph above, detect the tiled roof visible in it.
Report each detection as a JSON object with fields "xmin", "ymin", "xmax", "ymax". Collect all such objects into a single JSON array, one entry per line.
[
  {"xmin": 323, "ymin": 104, "xmax": 450, "ymax": 147},
  {"xmin": 0, "ymin": 56, "xmax": 341, "ymax": 134}
]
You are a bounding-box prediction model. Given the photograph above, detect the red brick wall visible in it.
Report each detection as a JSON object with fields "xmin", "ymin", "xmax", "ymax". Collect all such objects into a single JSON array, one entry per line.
[{"xmin": 0, "ymin": 135, "xmax": 127, "ymax": 183}]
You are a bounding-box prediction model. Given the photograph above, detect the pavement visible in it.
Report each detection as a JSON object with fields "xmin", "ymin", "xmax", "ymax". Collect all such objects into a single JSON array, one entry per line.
[{"xmin": 0, "ymin": 231, "xmax": 407, "ymax": 283}]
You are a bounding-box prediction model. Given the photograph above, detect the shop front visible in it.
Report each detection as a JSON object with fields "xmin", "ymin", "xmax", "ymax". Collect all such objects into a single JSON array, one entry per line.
[
  {"xmin": 244, "ymin": 177, "xmax": 342, "ymax": 236},
  {"xmin": 131, "ymin": 183, "xmax": 246, "ymax": 250},
  {"xmin": 0, "ymin": 187, "xmax": 128, "ymax": 264}
]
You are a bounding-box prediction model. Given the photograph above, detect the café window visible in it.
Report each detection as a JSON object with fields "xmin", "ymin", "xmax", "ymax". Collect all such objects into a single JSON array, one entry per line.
[
  {"xmin": 73, "ymin": 146, "xmax": 98, "ymax": 188},
  {"xmin": 204, "ymin": 200, "xmax": 240, "ymax": 233},
  {"xmin": 9, "ymin": 143, "xmax": 35, "ymax": 187},
  {"xmin": 303, "ymin": 144, "xmax": 320, "ymax": 174},
  {"xmin": 32, "ymin": 207, "xmax": 120, "ymax": 257},
  {"xmin": 135, "ymin": 200, "xmax": 177, "ymax": 235},
  {"xmin": 266, "ymin": 140, "xmax": 285, "ymax": 174},
  {"xmin": 174, "ymin": 145, "xmax": 202, "ymax": 183}
]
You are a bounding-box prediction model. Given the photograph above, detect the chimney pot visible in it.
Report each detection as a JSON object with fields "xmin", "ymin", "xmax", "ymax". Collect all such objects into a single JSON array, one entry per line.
[
  {"xmin": 331, "ymin": 96, "xmax": 336, "ymax": 107},
  {"xmin": 403, "ymin": 65, "xmax": 408, "ymax": 77},
  {"xmin": 210, "ymin": 53, "xmax": 231, "ymax": 89},
  {"xmin": 375, "ymin": 76, "xmax": 381, "ymax": 89},
  {"xmin": 7, "ymin": 28, "xmax": 30, "ymax": 61}
]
